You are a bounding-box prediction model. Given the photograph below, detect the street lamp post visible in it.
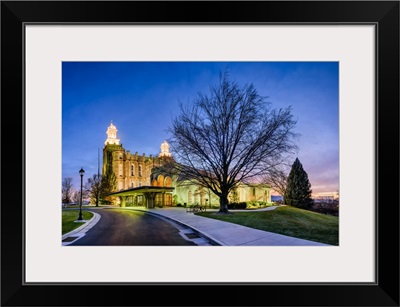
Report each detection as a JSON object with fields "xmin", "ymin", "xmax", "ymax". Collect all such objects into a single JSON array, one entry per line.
[{"xmin": 77, "ymin": 168, "xmax": 85, "ymax": 220}]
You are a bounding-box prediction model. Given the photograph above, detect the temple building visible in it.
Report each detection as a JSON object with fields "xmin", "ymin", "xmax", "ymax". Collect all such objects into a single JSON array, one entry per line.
[{"xmin": 102, "ymin": 122, "xmax": 271, "ymax": 208}]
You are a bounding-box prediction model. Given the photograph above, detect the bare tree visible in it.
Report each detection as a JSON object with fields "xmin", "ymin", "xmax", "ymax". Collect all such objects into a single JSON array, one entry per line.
[
  {"xmin": 62, "ymin": 177, "xmax": 74, "ymax": 206},
  {"xmin": 72, "ymin": 189, "xmax": 81, "ymax": 205},
  {"xmin": 261, "ymin": 164, "xmax": 290, "ymax": 204},
  {"xmin": 168, "ymin": 71, "xmax": 298, "ymax": 213},
  {"xmin": 85, "ymin": 174, "xmax": 102, "ymax": 207},
  {"xmin": 72, "ymin": 188, "xmax": 89, "ymax": 205}
]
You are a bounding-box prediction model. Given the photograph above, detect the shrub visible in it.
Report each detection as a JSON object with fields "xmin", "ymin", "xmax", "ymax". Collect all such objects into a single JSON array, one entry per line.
[{"xmin": 228, "ymin": 202, "xmax": 247, "ymax": 210}]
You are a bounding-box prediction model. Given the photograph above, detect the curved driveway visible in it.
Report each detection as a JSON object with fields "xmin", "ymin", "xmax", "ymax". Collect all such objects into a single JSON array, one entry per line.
[{"xmin": 69, "ymin": 208, "xmax": 196, "ymax": 246}]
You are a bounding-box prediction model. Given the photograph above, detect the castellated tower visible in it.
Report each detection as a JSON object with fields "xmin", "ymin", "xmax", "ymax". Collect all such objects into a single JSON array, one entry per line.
[{"xmin": 102, "ymin": 122, "xmax": 172, "ymax": 192}]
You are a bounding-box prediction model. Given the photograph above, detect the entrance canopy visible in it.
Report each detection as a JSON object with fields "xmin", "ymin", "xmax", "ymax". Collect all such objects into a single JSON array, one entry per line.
[{"xmin": 107, "ymin": 186, "xmax": 175, "ymax": 208}]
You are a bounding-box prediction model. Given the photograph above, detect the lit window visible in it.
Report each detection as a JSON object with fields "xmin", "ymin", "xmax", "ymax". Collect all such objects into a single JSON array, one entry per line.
[
  {"xmin": 165, "ymin": 176, "xmax": 172, "ymax": 187},
  {"xmin": 157, "ymin": 175, "xmax": 164, "ymax": 187}
]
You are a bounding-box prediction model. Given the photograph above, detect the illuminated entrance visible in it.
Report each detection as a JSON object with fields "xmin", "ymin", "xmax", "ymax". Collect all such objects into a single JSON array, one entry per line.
[
  {"xmin": 107, "ymin": 186, "xmax": 175, "ymax": 209},
  {"xmin": 155, "ymin": 193, "xmax": 172, "ymax": 206}
]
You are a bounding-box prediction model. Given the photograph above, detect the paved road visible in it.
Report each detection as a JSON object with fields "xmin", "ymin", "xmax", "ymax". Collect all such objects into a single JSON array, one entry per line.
[{"xmin": 69, "ymin": 208, "xmax": 197, "ymax": 246}]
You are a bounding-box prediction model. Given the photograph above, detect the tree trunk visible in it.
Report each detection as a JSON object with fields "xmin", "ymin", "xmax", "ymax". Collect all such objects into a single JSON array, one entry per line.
[{"xmin": 218, "ymin": 194, "xmax": 230, "ymax": 213}]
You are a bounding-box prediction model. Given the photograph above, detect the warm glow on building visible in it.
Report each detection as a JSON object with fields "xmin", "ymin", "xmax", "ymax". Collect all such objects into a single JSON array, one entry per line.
[
  {"xmin": 104, "ymin": 122, "xmax": 120, "ymax": 145},
  {"xmin": 102, "ymin": 122, "xmax": 271, "ymax": 208},
  {"xmin": 159, "ymin": 140, "xmax": 172, "ymax": 157}
]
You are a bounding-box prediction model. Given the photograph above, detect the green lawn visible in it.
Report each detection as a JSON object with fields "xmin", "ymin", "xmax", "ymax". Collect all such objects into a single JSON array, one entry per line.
[
  {"xmin": 196, "ymin": 206, "xmax": 339, "ymax": 245},
  {"xmin": 62, "ymin": 210, "xmax": 94, "ymax": 235}
]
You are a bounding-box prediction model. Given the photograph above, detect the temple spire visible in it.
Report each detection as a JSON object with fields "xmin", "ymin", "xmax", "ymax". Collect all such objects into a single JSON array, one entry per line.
[
  {"xmin": 159, "ymin": 140, "xmax": 172, "ymax": 157},
  {"xmin": 105, "ymin": 122, "xmax": 120, "ymax": 145}
]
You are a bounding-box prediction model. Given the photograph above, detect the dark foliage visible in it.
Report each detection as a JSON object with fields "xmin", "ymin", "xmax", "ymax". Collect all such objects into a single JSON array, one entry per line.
[
  {"xmin": 284, "ymin": 157, "xmax": 314, "ymax": 209},
  {"xmin": 227, "ymin": 202, "xmax": 247, "ymax": 210},
  {"xmin": 311, "ymin": 201, "xmax": 339, "ymax": 216}
]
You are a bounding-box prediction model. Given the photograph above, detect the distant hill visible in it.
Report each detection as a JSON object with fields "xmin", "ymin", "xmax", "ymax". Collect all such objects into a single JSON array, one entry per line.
[{"xmin": 271, "ymin": 195, "xmax": 283, "ymax": 202}]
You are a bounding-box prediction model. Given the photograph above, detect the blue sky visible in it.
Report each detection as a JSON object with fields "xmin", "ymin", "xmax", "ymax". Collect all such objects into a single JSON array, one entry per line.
[{"xmin": 62, "ymin": 62, "xmax": 339, "ymax": 196}]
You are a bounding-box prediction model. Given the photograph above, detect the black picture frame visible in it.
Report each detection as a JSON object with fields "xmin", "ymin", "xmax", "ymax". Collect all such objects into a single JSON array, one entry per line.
[{"xmin": 1, "ymin": 1, "xmax": 399, "ymax": 306}]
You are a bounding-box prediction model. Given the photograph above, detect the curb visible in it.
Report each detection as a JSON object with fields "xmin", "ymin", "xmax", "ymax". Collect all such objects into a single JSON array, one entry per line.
[
  {"xmin": 132, "ymin": 209, "xmax": 225, "ymax": 246},
  {"xmin": 62, "ymin": 211, "xmax": 101, "ymax": 241}
]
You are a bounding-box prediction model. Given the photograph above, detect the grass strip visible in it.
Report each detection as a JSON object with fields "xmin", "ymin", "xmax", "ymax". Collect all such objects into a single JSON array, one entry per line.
[
  {"xmin": 62, "ymin": 210, "xmax": 94, "ymax": 235},
  {"xmin": 197, "ymin": 206, "xmax": 339, "ymax": 245}
]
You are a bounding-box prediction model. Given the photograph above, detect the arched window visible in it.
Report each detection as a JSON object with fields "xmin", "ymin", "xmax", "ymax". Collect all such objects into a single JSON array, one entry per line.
[
  {"xmin": 157, "ymin": 175, "xmax": 164, "ymax": 187},
  {"xmin": 151, "ymin": 179, "xmax": 157, "ymax": 186},
  {"xmin": 165, "ymin": 176, "xmax": 172, "ymax": 187}
]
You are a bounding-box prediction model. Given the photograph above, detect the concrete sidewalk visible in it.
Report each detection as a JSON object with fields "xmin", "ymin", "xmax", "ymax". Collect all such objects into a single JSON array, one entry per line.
[{"xmin": 129, "ymin": 206, "xmax": 330, "ymax": 246}]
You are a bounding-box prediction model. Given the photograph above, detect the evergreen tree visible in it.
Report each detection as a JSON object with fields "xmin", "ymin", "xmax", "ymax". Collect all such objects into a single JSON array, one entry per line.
[
  {"xmin": 100, "ymin": 165, "xmax": 117, "ymax": 204},
  {"xmin": 284, "ymin": 158, "xmax": 314, "ymax": 209}
]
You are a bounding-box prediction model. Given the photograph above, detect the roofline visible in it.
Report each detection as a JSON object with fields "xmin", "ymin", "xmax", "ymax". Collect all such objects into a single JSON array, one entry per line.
[{"xmin": 107, "ymin": 185, "xmax": 175, "ymax": 196}]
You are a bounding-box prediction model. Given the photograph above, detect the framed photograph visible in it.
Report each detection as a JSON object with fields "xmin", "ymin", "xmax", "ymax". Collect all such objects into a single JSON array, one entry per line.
[{"xmin": 1, "ymin": 1, "xmax": 399, "ymax": 306}]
